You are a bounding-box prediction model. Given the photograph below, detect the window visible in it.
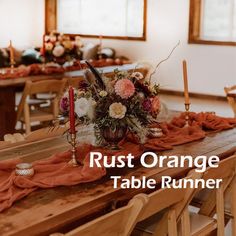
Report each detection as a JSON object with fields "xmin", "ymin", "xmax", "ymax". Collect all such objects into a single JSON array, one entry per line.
[
  {"xmin": 189, "ymin": 0, "xmax": 236, "ymax": 46},
  {"xmin": 45, "ymin": 0, "xmax": 147, "ymax": 41}
]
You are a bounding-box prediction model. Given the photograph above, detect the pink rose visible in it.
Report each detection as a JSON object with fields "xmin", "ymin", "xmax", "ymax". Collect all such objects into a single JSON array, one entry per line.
[{"xmin": 114, "ymin": 79, "xmax": 135, "ymax": 99}]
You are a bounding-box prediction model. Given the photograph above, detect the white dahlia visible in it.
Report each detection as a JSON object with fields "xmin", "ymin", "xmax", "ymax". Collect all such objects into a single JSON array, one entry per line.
[
  {"xmin": 109, "ymin": 102, "xmax": 127, "ymax": 119},
  {"xmin": 74, "ymin": 97, "xmax": 89, "ymax": 118},
  {"xmin": 52, "ymin": 45, "xmax": 65, "ymax": 57}
]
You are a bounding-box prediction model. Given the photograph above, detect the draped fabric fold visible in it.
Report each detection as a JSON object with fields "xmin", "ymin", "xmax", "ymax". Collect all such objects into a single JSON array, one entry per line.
[{"xmin": 0, "ymin": 112, "xmax": 235, "ymax": 212}]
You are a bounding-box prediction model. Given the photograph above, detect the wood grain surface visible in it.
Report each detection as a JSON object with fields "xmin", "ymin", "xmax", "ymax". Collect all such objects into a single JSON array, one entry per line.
[{"xmin": 0, "ymin": 127, "xmax": 236, "ymax": 235}]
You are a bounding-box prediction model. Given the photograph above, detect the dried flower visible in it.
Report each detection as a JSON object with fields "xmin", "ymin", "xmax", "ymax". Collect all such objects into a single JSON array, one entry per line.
[
  {"xmin": 49, "ymin": 35, "xmax": 57, "ymax": 43},
  {"xmin": 77, "ymin": 91, "xmax": 85, "ymax": 98},
  {"xmin": 102, "ymin": 77, "xmax": 116, "ymax": 93},
  {"xmin": 137, "ymin": 92, "xmax": 145, "ymax": 99},
  {"xmin": 78, "ymin": 80, "xmax": 89, "ymax": 90},
  {"xmin": 87, "ymin": 98, "xmax": 96, "ymax": 120},
  {"xmin": 142, "ymin": 99, "xmax": 152, "ymax": 112},
  {"xmin": 60, "ymin": 96, "xmax": 69, "ymax": 113},
  {"xmin": 62, "ymin": 40, "xmax": 74, "ymax": 50},
  {"xmin": 45, "ymin": 42, "xmax": 53, "ymax": 51},
  {"xmin": 136, "ymin": 80, "xmax": 152, "ymax": 96},
  {"xmin": 131, "ymin": 72, "xmax": 144, "ymax": 80},
  {"xmin": 52, "ymin": 45, "xmax": 65, "ymax": 57},
  {"xmin": 58, "ymin": 34, "xmax": 64, "ymax": 42},
  {"xmin": 75, "ymin": 36, "xmax": 83, "ymax": 48},
  {"xmin": 99, "ymin": 90, "xmax": 108, "ymax": 97},
  {"xmin": 114, "ymin": 79, "xmax": 135, "ymax": 99},
  {"xmin": 149, "ymin": 84, "xmax": 160, "ymax": 96},
  {"xmin": 75, "ymin": 97, "xmax": 89, "ymax": 117},
  {"xmin": 44, "ymin": 35, "xmax": 50, "ymax": 42},
  {"xmin": 109, "ymin": 102, "xmax": 127, "ymax": 119}
]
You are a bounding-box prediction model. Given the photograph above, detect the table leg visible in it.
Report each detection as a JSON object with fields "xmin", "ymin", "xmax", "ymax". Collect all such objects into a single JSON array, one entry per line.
[{"xmin": 0, "ymin": 87, "xmax": 16, "ymax": 139}]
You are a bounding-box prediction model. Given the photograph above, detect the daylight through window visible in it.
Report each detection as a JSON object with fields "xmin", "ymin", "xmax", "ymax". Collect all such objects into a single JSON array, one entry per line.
[
  {"xmin": 189, "ymin": 0, "xmax": 236, "ymax": 45},
  {"xmin": 57, "ymin": 0, "xmax": 146, "ymax": 40}
]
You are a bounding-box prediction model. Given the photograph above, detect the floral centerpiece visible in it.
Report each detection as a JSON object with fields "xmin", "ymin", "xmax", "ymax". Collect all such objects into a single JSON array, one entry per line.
[
  {"xmin": 60, "ymin": 61, "xmax": 160, "ymax": 149},
  {"xmin": 43, "ymin": 32, "xmax": 83, "ymax": 64}
]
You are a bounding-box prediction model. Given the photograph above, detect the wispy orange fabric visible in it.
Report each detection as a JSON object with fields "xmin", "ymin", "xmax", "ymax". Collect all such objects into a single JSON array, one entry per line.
[{"xmin": 0, "ymin": 112, "xmax": 235, "ymax": 212}]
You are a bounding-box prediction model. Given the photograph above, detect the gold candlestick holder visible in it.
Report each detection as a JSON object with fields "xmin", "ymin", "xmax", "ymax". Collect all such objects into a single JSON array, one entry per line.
[
  {"xmin": 184, "ymin": 103, "xmax": 190, "ymax": 127},
  {"xmin": 67, "ymin": 132, "xmax": 79, "ymax": 166},
  {"xmin": 97, "ymin": 46, "xmax": 102, "ymax": 60},
  {"xmin": 41, "ymin": 57, "xmax": 46, "ymax": 71}
]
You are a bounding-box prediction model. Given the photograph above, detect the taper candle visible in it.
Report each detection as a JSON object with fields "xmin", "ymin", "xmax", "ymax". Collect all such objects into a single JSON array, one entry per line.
[
  {"xmin": 182, "ymin": 60, "xmax": 190, "ymax": 104},
  {"xmin": 41, "ymin": 34, "xmax": 46, "ymax": 57},
  {"xmin": 69, "ymin": 86, "xmax": 76, "ymax": 134},
  {"xmin": 9, "ymin": 40, "xmax": 15, "ymax": 64},
  {"xmin": 99, "ymin": 35, "xmax": 102, "ymax": 47},
  {"xmin": 98, "ymin": 35, "xmax": 103, "ymax": 59}
]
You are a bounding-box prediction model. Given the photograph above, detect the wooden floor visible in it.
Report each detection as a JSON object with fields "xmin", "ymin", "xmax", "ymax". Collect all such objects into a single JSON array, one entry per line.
[{"xmin": 160, "ymin": 94, "xmax": 233, "ymax": 117}]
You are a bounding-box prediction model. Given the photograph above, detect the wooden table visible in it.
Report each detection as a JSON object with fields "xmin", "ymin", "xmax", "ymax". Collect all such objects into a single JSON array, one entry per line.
[
  {"xmin": 0, "ymin": 127, "xmax": 236, "ymax": 236},
  {"xmin": 0, "ymin": 64, "xmax": 136, "ymax": 139},
  {"xmin": 227, "ymin": 92, "xmax": 236, "ymax": 99},
  {"xmin": 0, "ymin": 74, "xmax": 63, "ymax": 139}
]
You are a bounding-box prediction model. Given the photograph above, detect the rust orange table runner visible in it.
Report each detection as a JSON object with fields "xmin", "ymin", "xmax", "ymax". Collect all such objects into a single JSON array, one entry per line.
[{"xmin": 0, "ymin": 112, "xmax": 236, "ymax": 213}]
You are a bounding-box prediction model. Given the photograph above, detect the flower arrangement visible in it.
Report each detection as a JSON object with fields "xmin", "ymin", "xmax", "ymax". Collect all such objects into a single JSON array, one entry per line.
[
  {"xmin": 43, "ymin": 32, "xmax": 83, "ymax": 64},
  {"xmin": 60, "ymin": 61, "xmax": 160, "ymax": 146}
]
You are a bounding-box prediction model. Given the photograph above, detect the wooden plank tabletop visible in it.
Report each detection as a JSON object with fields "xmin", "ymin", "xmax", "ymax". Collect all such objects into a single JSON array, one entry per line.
[{"xmin": 0, "ymin": 127, "xmax": 236, "ymax": 236}]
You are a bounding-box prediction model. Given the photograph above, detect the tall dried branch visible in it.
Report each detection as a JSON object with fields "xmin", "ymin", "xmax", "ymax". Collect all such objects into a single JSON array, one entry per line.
[{"xmin": 148, "ymin": 41, "xmax": 180, "ymax": 84}]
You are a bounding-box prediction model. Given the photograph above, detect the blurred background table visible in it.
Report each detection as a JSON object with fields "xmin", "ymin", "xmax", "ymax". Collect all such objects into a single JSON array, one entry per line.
[
  {"xmin": 0, "ymin": 64, "xmax": 138, "ymax": 139},
  {"xmin": 227, "ymin": 92, "xmax": 236, "ymax": 99}
]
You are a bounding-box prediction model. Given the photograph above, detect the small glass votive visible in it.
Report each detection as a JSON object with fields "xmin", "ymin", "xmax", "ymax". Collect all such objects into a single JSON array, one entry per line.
[
  {"xmin": 15, "ymin": 163, "xmax": 34, "ymax": 177},
  {"xmin": 148, "ymin": 127, "xmax": 163, "ymax": 138}
]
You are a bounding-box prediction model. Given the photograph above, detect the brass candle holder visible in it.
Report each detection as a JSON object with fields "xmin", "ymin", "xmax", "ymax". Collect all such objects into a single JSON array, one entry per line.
[
  {"xmin": 41, "ymin": 57, "xmax": 46, "ymax": 71},
  {"xmin": 184, "ymin": 103, "xmax": 190, "ymax": 127},
  {"xmin": 67, "ymin": 132, "xmax": 79, "ymax": 166}
]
